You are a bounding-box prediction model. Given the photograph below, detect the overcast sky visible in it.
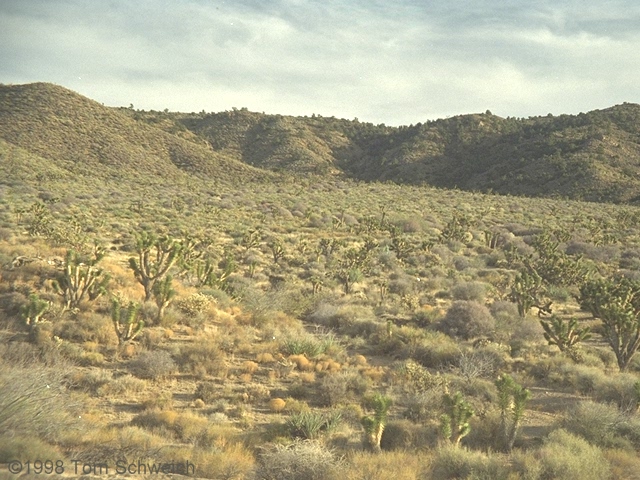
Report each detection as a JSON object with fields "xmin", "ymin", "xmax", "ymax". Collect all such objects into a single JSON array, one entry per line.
[{"xmin": 1, "ymin": 0, "xmax": 639, "ymax": 125}]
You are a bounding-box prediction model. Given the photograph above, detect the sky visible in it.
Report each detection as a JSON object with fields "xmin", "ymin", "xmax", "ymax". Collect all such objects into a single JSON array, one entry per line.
[{"xmin": 1, "ymin": 0, "xmax": 639, "ymax": 126}]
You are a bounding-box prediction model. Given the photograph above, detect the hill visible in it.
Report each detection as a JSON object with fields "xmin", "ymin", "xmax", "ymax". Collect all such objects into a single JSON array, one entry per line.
[
  {"xmin": 0, "ymin": 82, "xmax": 271, "ymax": 184},
  {"xmin": 2, "ymin": 82, "xmax": 640, "ymax": 202}
]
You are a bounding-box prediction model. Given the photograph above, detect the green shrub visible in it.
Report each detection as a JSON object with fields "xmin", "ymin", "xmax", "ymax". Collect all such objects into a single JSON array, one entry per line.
[
  {"xmin": 428, "ymin": 445, "xmax": 510, "ymax": 480},
  {"xmin": 128, "ymin": 350, "xmax": 177, "ymax": 380},
  {"xmin": 452, "ymin": 281, "xmax": 488, "ymax": 302},
  {"xmin": 256, "ymin": 440, "xmax": 343, "ymax": 480},
  {"xmin": 538, "ymin": 429, "xmax": 610, "ymax": 480},
  {"xmin": 438, "ymin": 301, "xmax": 495, "ymax": 340}
]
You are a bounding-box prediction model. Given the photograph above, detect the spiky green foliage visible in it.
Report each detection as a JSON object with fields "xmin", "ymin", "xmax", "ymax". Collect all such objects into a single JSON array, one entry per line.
[
  {"xmin": 540, "ymin": 315, "xmax": 591, "ymax": 358},
  {"xmin": 361, "ymin": 393, "xmax": 392, "ymax": 453},
  {"xmin": 152, "ymin": 274, "xmax": 176, "ymax": 323},
  {"xmin": 578, "ymin": 277, "xmax": 640, "ymax": 371},
  {"xmin": 287, "ymin": 411, "xmax": 342, "ymax": 440},
  {"xmin": 20, "ymin": 294, "xmax": 49, "ymax": 341},
  {"xmin": 333, "ymin": 240, "xmax": 377, "ymax": 294},
  {"xmin": 440, "ymin": 391, "xmax": 474, "ymax": 446},
  {"xmin": 128, "ymin": 232, "xmax": 184, "ymax": 301},
  {"xmin": 509, "ymin": 269, "xmax": 549, "ymax": 318},
  {"xmin": 496, "ymin": 373, "xmax": 530, "ymax": 452},
  {"xmin": 110, "ymin": 297, "xmax": 144, "ymax": 345},
  {"xmin": 526, "ymin": 232, "xmax": 591, "ymax": 287},
  {"xmin": 52, "ymin": 246, "xmax": 109, "ymax": 310}
]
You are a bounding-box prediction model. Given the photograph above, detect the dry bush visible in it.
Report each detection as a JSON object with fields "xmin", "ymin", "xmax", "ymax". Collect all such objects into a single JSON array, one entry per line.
[
  {"xmin": 128, "ymin": 349, "xmax": 177, "ymax": 379},
  {"xmin": 342, "ymin": 450, "xmax": 424, "ymax": 480},
  {"xmin": 269, "ymin": 398, "xmax": 287, "ymax": 413},
  {"xmin": 195, "ymin": 381, "xmax": 218, "ymax": 404},
  {"xmin": 188, "ymin": 442, "xmax": 256, "ymax": 479},
  {"xmin": 605, "ymin": 449, "xmax": 640, "ymax": 480},
  {"xmin": 537, "ymin": 429, "xmax": 610, "ymax": 480},
  {"xmin": 256, "ymin": 352, "xmax": 275, "ymax": 363},
  {"xmin": 73, "ymin": 426, "xmax": 166, "ymax": 466},
  {"xmin": 256, "ymin": 439, "xmax": 343, "ymax": 480},
  {"xmin": 0, "ymin": 435, "xmax": 63, "ymax": 464},
  {"xmin": 452, "ymin": 281, "xmax": 488, "ymax": 302},
  {"xmin": 176, "ymin": 335, "xmax": 227, "ymax": 377},
  {"xmin": 428, "ymin": 445, "xmax": 511, "ymax": 480},
  {"xmin": 320, "ymin": 370, "xmax": 370, "ymax": 406},
  {"xmin": 438, "ymin": 301, "xmax": 495, "ymax": 340},
  {"xmin": 0, "ymin": 363, "xmax": 81, "ymax": 442},
  {"xmin": 242, "ymin": 360, "xmax": 259, "ymax": 374},
  {"xmin": 380, "ymin": 419, "xmax": 436, "ymax": 450},
  {"xmin": 562, "ymin": 400, "xmax": 640, "ymax": 449},
  {"xmin": 142, "ymin": 391, "xmax": 174, "ymax": 410},
  {"xmin": 96, "ymin": 374, "xmax": 147, "ymax": 397}
]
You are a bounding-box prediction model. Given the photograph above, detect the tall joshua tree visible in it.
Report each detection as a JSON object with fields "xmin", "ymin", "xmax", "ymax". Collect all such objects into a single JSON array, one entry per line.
[{"xmin": 129, "ymin": 232, "xmax": 183, "ymax": 301}]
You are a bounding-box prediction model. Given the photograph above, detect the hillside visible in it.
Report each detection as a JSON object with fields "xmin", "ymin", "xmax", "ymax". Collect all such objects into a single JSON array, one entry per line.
[
  {"xmin": 2, "ymin": 82, "xmax": 640, "ymax": 203},
  {"xmin": 0, "ymin": 83, "xmax": 271, "ymax": 184}
]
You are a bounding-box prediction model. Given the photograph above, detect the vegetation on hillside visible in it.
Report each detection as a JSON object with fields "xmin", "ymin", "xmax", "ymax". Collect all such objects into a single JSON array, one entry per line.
[{"xmin": 4, "ymin": 82, "xmax": 640, "ymax": 478}]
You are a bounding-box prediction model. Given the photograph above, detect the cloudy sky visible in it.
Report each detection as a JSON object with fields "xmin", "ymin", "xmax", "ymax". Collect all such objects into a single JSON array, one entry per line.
[{"xmin": 1, "ymin": 0, "xmax": 639, "ymax": 125}]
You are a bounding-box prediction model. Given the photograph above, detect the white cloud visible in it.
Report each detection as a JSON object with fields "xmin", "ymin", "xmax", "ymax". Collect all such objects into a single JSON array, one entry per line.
[{"xmin": 1, "ymin": 0, "xmax": 640, "ymax": 125}]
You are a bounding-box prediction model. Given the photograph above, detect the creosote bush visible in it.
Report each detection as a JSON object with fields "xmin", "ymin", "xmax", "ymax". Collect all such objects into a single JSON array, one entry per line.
[{"xmin": 439, "ymin": 301, "xmax": 495, "ymax": 340}]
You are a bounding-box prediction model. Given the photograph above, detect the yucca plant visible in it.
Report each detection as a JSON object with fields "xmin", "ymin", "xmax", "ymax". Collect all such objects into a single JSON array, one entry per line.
[
  {"xmin": 440, "ymin": 391, "xmax": 474, "ymax": 446},
  {"xmin": 361, "ymin": 393, "xmax": 392, "ymax": 453}
]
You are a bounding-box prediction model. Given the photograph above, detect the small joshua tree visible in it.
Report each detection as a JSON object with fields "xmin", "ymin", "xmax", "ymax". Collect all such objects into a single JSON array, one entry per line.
[
  {"xmin": 111, "ymin": 296, "xmax": 144, "ymax": 346},
  {"xmin": 153, "ymin": 274, "xmax": 176, "ymax": 324},
  {"xmin": 496, "ymin": 373, "xmax": 530, "ymax": 452},
  {"xmin": 52, "ymin": 246, "xmax": 109, "ymax": 310},
  {"xmin": 440, "ymin": 391, "xmax": 474, "ymax": 446},
  {"xmin": 361, "ymin": 393, "xmax": 392, "ymax": 453},
  {"xmin": 509, "ymin": 269, "xmax": 548, "ymax": 317},
  {"xmin": 540, "ymin": 315, "xmax": 591, "ymax": 360},
  {"xmin": 21, "ymin": 294, "xmax": 49, "ymax": 341}
]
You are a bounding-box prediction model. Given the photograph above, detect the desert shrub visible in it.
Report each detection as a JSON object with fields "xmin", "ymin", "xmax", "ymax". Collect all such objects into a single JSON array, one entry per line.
[
  {"xmin": 411, "ymin": 331, "xmax": 461, "ymax": 369},
  {"xmin": 256, "ymin": 440, "xmax": 343, "ymax": 480},
  {"xmin": 428, "ymin": 445, "xmax": 510, "ymax": 480},
  {"xmin": 287, "ymin": 410, "xmax": 342, "ymax": 439},
  {"xmin": 490, "ymin": 300, "xmax": 519, "ymax": 321},
  {"xmin": 128, "ymin": 350, "xmax": 176, "ymax": 379},
  {"xmin": 591, "ymin": 373, "xmax": 640, "ymax": 411},
  {"xmin": 404, "ymin": 390, "xmax": 444, "ymax": 423},
  {"xmin": 0, "ymin": 364, "xmax": 80, "ymax": 442},
  {"xmin": 142, "ymin": 391, "xmax": 174, "ymax": 410},
  {"xmin": 319, "ymin": 370, "xmax": 370, "ymax": 406},
  {"xmin": 269, "ymin": 398, "xmax": 287, "ymax": 413},
  {"xmin": 438, "ymin": 301, "xmax": 495, "ymax": 340},
  {"xmin": 176, "ymin": 292, "xmax": 214, "ymax": 317},
  {"xmin": 188, "ymin": 442, "xmax": 256, "ymax": 480},
  {"xmin": 342, "ymin": 450, "xmax": 424, "ymax": 480},
  {"xmin": 464, "ymin": 409, "xmax": 504, "ymax": 452},
  {"xmin": 454, "ymin": 347, "xmax": 505, "ymax": 381},
  {"xmin": 538, "ymin": 429, "xmax": 610, "ymax": 480},
  {"xmin": 452, "ymin": 281, "xmax": 488, "ymax": 302},
  {"xmin": 562, "ymin": 401, "xmax": 629, "ymax": 448},
  {"xmin": 176, "ymin": 336, "xmax": 227, "ymax": 376},
  {"xmin": 380, "ymin": 419, "xmax": 435, "ymax": 450},
  {"xmin": 97, "ymin": 374, "xmax": 146, "ymax": 397},
  {"xmin": 0, "ymin": 435, "xmax": 62, "ymax": 464},
  {"xmin": 194, "ymin": 382, "xmax": 218, "ymax": 404},
  {"xmin": 605, "ymin": 449, "xmax": 640, "ymax": 480}
]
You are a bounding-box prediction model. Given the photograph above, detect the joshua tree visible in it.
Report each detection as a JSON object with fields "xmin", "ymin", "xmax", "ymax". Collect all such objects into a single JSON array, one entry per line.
[
  {"xmin": 361, "ymin": 393, "xmax": 392, "ymax": 452},
  {"xmin": 440, "ymin": 392, "xmax": 474, "ymax": 446},
  {"xmin": 111, "ymin": 296, "xmax": 144, "ymax": 345},
  {"xmin": 496, "ymin": 373, "xmax": 530, "ymax": 452},
  {"xmin": 578, "ymin": 277, "xmax": 640, "ymax": 371},
  {"xmin": 509, "ymin": 269, "xmax": 548, "ymax": 318},
  {"xmin": 129, "ymin": 232, "xmax": 183, "ymax": 301},
  {"xmin": 52, "ymin": 246, "xmax": 109, "ymax": 310},
  {"xmin": 153, "ymin": 274, "xmax": 176, "ymax": 323},
  {"xmin": 540, "ymin": 315, "xmax": 591, "ymax": 359},
  {"xmin": 21, "ymin": 294, "xmax": 49, "ymax": 341}
]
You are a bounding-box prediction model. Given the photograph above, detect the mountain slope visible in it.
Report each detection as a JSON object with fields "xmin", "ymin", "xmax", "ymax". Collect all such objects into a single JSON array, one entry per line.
[
  {"xmin": 2, "ymin": 82, "xmax": 640, "ymax": 203},
  {"xmin": 0, "ymin": 83, "xmax": 270, "ymax": 183}
]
